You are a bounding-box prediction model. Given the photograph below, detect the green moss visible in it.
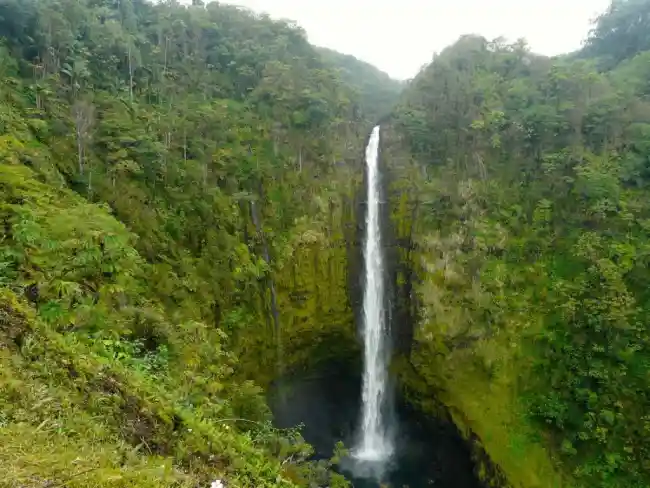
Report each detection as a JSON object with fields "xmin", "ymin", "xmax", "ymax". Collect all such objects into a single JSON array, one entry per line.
[
  {"xmin": 395, "ymin": 346, "xmax": 565, "ymax": 488},
  {"xmin": 382, "ymin": 123, "xmax": 569, "ymax": 488},
  {"xmin": 234, "ymin": 166, "xmax": 362, "ymax": 386},
  {"xmin": 0, "ymin": 164, "xmax": 345, "ymax": 487}
]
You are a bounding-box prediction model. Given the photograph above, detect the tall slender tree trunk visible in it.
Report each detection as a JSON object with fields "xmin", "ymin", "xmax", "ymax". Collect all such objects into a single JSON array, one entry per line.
[
  {"xmin": 128, "ymin": 43, "xmax": 134, "ymax": 102},
  {"xmin": 77, "ymin": 135, "xmax": 84, "ymax": 175},
  {"xmin": 183, "ymin": 128, "xmax": 187, "ymax": 163}
]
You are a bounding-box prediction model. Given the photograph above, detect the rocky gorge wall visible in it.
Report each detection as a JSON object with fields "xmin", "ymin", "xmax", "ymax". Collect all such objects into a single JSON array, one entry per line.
[{"xmin": 378, "ymin": 122, "xmax": 561, "ymax": 488}]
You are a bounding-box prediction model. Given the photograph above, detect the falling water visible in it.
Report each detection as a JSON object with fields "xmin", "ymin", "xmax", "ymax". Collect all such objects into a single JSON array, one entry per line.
[{"xmin": 354, "ymin": 125, "xmax": 393, "ymax": 464}]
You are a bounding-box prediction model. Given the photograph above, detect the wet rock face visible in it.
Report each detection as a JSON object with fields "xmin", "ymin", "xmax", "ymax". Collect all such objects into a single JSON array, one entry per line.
[{"xmin": 269, "ymin": 360, "xmax": 483, "ymax": 488}]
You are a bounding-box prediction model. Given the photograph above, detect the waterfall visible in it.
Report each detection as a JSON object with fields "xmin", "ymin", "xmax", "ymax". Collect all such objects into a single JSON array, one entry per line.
[{"xmin": 354, "ymin": 125, "xmax": 393, "ymax": 463}]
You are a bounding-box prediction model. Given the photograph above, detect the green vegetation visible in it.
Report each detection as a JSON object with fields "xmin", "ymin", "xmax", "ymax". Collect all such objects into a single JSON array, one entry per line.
[
  {"xmin": 3, "ymin": 0, "xmax": 648, "ymax": 486},
  {"xmin": 318, "ymin": 48, "xmax": 403, "ymax": 123},
  {"xmin": 0, "ymin": 0, "xmax": 399, "ymax": 486},
  {"xmin": 385, "ymin": 1, "xmax": 650, "ymax": 487}
]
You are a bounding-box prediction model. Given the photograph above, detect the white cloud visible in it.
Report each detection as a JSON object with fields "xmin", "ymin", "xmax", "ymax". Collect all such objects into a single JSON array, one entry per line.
[{"xmin": 218, "ymin": 0, "xmax": 611, "ymax": 80}]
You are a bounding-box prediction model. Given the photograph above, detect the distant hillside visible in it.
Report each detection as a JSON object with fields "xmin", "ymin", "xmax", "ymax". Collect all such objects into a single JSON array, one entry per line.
[
  {"xmin": 579, "ymin": 0, "xmax": 650, "ymax": 68},
  {"xmin": 318, "ymin": 47, "xmax": 403, "ymax": 121}
]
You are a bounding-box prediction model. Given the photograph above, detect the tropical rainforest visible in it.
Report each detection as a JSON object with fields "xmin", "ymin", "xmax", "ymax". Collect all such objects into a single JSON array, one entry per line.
[
  {"xmin": 0, "ymin": 0, "xmax": 649, "ymax": 487},
  {"xmin": 385, "ymin": 1, "xmax": 650, "ymax": 487}
]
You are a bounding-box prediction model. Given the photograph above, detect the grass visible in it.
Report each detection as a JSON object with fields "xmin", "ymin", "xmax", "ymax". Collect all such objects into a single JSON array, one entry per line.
[
  {"xmin": 0, "ymin": 311, "xmax": 192, "ymax": 488},
  {"xmin": 0, "ymin": 288, "xmax": 311, "ymax": 488},
  {"xmin": 0, "ymin": 424, "xmax": 191, "ymax": 488}
]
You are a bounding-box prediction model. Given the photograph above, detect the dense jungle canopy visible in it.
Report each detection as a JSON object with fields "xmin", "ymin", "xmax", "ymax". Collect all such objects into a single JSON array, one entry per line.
[{"xmin": 1, "ymin": 0, "xmax": 649, "ymax": 487}]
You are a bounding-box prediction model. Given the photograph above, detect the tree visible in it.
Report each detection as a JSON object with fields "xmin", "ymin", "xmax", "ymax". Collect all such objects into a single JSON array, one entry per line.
[{"xmin": 72, "ymin": 98, "xmax": 94, "ymax": 179}]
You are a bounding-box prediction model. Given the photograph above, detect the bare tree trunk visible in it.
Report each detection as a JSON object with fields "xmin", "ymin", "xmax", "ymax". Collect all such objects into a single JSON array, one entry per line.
[
  {"xmin": 72, "ymin": 100, "xmax": 94, "ymax": 176},
  {"xmin": 33, "ymin": 64, "xmax": 43, "ymax": 109},
  {"xmin": 77, "ymin": 135, "xmax": 84, "ymax": 174},
  {"xmin": 163, "ymin": 130, "xmax": 172, "ymax": 181},
  {"xmin": 183, "ymin": 128, "xmax": 187, "ymax": 163},
  {"xmin": 163, "ymin": 37, "xmax": 169, "ymax": 77},
  {"xmin": 128, "ymin": 43, "xmax": 134, "ymax": 102}
]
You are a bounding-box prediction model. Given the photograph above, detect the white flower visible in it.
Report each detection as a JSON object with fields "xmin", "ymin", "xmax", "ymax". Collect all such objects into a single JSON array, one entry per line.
[{"xmin": 210, "ymin": 480, "xmax": 224, "ymax": 488}]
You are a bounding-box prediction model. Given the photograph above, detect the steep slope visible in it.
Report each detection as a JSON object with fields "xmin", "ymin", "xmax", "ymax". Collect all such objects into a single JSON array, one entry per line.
[
  {"xmin": 0, "ymin": 0, "xmax": 399, "ymax": 486},
  {"xmin": 383, "ymin": 6, "xmax": 650, "ymax": 488},
  {"xmin": 580, "ymin": 0, "xmax": 650, "ymax": 69},
  {"xmin": 1, "ymin": 163, "xmax": 317, "ymax": 488}
]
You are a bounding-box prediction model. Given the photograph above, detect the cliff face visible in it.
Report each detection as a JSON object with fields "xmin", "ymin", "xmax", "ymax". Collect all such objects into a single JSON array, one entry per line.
[
  {"xmin": 243, "ymin": 162, "xmax": 364, "ymax": 384},
  {"xmin": 0, "ymin": 1, "xmax": 401, "ymax": 485},
  {"xmin": 379, "ymin": 26, "xmax": 650, "ymax": 488},
  {"xmin": 6, "ymin": 0, "xmax": 650, "ymax": 486},
  {"xmin": 379, "ymin": 121, "xmax": 561, "ymax": 488}
]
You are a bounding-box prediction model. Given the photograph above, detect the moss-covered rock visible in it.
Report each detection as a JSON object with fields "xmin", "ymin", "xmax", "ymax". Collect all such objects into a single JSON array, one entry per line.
[{"xmin": 381, "ymin": 122, "xmax": 567, "ymax": 488}]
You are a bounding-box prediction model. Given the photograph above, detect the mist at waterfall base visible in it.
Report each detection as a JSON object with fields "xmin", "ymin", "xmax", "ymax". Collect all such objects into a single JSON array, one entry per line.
[
  {"xmin": 269, "ymin": 127, "xmax": 482, "ymax": 487},
  {"xmin": 269, "ymin": 367, "xmax": 482, "ymax": 488}
]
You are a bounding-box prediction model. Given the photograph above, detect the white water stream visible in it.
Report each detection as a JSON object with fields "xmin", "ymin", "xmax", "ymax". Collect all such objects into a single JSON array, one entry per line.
[{"xmin": 354, "ymin": 126, "xmax": 393, "ymax": 463}]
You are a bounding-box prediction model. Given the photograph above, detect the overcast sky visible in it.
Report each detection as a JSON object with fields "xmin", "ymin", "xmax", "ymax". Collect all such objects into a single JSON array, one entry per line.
[{"xmin": 220, "ymin": 0, "xmax": 611, "ymax": 80}]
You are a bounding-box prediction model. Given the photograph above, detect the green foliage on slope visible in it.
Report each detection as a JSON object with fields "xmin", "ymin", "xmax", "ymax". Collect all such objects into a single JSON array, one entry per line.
[
  {"xmin": 386, "ymin": 3, "xmax": 650, "ymax": 487},
  {"xmin": 581, "ymin": 0, "xmax": 650, "ymax": 69},
  {"xmin": 0, "ymin": 163, "xmax": 325, "ymax": 488},
  {"xmin": 0, "ymin": 0, "xmax": 398, "ymax": 485},
  {"xmin": 318, "ymin": 47, "xmax": 403, "ymax": 122}
]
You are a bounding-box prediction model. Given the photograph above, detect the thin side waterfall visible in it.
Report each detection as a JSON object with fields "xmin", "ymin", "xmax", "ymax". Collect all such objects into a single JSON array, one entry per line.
[{"xmin": 354, "ymin": 125, "xmax": 393, "ymax": 464}]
